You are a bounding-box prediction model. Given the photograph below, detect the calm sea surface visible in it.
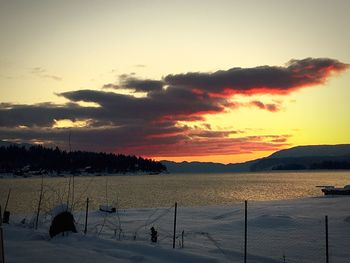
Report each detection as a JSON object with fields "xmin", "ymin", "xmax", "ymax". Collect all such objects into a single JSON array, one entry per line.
[{"xmin": 1, "ymin": 171, "xmax": 350, "ymax": 214}]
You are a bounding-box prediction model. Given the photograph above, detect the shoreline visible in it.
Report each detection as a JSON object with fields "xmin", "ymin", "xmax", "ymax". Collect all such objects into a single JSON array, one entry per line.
[{"xmin": 1, "ymin": 169, "xmax": 350, "ymax": 179}]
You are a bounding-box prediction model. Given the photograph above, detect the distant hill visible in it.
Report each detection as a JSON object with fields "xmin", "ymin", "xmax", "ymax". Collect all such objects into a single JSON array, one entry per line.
[
  {"xmin": 162, "ymin": 144, "xmax": 350, "ymax": 173},
  {"xmin": 161, "ymin": 159, "xmax": 258, "ymax": 173},
  {"xmin": 251, "ymin": 144, "xmax": 350, "ymax": 171},
  {"xmin": 268, "ymin": 144, "xmax": 350, "ymax": 159}
]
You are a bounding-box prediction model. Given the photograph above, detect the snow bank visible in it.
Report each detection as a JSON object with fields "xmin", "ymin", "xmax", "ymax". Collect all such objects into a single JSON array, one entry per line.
[
  {"xmin": 51, "ymin": 204, "xmax": 69, "ymax": 218},
  {"xmin": 3, "ymin": 196, "xmax": 350, "ymax": 263},
  {"xmin": 249, "ymin": 214, "xmax": 297, "ymax": 228}
]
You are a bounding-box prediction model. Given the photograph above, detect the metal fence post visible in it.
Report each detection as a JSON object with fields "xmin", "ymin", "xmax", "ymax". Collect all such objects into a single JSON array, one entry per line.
[
  {"xmin": 244, "ymin": 200, "xmax": 247, "ymax": 263},
  {"xmin": 35, "ymin": 174, "xmax": 44, "ymax": 229},
  {"xmin": 173, "ymin": 202, "xmax": 177, "ymax": 249},
  {"xmin": 4, "ymin": 190, "xmax": 10, "ymax": 213},
  {"xmin": 0, "ymin": 226, "xmax": 4, "ymax": 263},
  {"xmin": 84, "ymin": 197, "xmax": 89, "ymax": 235},
  {"xmin": 0, "ymin": 205, "xmax": 2, "ymax": 263},
  {"xmin": 325, "ymin": 215, "xmax": 329, "ymax": 263},
  {"xmin": 181, "ymin": 230, "xmax": 184, "ymax": 248}
]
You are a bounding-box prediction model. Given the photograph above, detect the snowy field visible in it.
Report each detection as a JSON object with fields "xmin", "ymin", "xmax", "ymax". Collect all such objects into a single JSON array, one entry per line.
[{"xmin": 2, "ymin": 196, "xmax": 350, "ymax": 263}]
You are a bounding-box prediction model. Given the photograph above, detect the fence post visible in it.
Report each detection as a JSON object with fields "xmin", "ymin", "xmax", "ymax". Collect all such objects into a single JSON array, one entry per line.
[
  {"xmin": 2, "ymin": 190, "xmax": 11, "ymax": 224},
  {"xmin": 0, "ymin": 206, "xmax": 3, "ymax": 263},
  {"xmin": 35, "ymin": 175, "xmax": 44, "ymax": 229},
  {"xmin": 325, "ymin": 215, "xmax": 329, "ymax": 263},
  {"xmin": 84, "ymin": 198, "xmax": 89, "ymax": 235},
  {"xmin": 244, "ymin": 200, "xmax": 247, "ymax": 263},
  {"xmin": 4, "ymin": 190, "xmax": 11, "ymax": 212},
  {"xmin": 173, "ymin": 202, "xmax": 177, "ymax": 249},
  {"xmin": 181, "ymin": 230, "xmax": 184, "ymax": 248},
  {"xmin": 0, "ymin": 226, "xmax": 4, "ymax": 263}
]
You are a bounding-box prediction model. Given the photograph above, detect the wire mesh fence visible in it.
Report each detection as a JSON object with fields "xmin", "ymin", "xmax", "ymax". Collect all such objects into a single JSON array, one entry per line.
[
  {"xmin": 247, "ymin": 201, "xmax": 325, "ymax": 263},
  {"xmin": 1, "ymin": 181, "xmax": 350, "ymax": 263}
]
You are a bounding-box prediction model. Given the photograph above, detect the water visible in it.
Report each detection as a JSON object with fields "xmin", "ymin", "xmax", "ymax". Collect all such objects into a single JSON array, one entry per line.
[{"xmin": 1, "ymin": 171, "xmax": 350, "ymax": 214}]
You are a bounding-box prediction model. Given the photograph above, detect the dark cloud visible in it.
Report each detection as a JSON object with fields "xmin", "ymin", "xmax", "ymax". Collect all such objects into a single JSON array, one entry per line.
[
  {"xmin": 1, "ymin": 58, "xmax": 348, "ymax": 158},
  {"xmin": 59, "ymin": 87, "xmax": 226, "ymax": 123},
  {"xmin": 102, "ymin": 83, "xmax": 120, "ymax": 89},
  {"xmin": 122, "ymin": 77, "xmax": 163, "ymax": 92},
  {"xmin": 249, "ymin": 101, "xmax": 280, "ymax": 112},
  {"xmin": 103, "ymin": 75, "xmax": 163, "ymax": 93},
  {"xmin": 164, "ymin": 58, "xmax": 349, "ymax": 96},
  {"xmin": 0, "ymin": 102, "xmax": 99, "ymax": 128}
]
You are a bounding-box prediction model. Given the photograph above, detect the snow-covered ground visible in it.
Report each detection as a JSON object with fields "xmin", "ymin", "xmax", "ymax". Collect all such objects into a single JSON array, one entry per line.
[{"xmin": 3, "ymin": 196, "xmax": 350, "ymax": 263}]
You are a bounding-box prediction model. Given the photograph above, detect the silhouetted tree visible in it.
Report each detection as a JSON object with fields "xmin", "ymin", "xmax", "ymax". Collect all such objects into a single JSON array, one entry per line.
[{"xmin": 0, "ymin": 145, "xmax": 167, "ymax": 174}]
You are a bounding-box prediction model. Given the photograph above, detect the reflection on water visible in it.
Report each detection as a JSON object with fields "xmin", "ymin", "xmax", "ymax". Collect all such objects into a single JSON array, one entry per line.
[{"xmin": 1, "ymin": 171, "xmax": 350, "ymax": 214}]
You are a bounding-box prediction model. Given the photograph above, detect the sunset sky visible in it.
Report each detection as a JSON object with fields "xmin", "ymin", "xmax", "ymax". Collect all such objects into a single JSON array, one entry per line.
[{"xmin": 1, "ymin": 0, "xmax": 350, "ymax": 164}]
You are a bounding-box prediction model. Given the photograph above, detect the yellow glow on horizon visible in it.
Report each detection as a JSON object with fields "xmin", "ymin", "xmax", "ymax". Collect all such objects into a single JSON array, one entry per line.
[{"xmin": 153, "ymin": 150, "xmax": 273, "ymax": 165}]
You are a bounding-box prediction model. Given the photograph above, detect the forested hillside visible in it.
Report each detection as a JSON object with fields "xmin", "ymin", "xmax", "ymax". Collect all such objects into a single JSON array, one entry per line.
[{"xmin": 0, "ymin": 145, "xmax": 167, "ymax": 175}]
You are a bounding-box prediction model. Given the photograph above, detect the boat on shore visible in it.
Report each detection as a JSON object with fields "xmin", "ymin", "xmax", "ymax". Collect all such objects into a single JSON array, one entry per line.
[
  {"xmin": 318, "ymin": 185, "xmax": 350, "ymax": 195},
  {"xmin": 99, "ymin": 204, "xmax": 116, "ymax": 213}
]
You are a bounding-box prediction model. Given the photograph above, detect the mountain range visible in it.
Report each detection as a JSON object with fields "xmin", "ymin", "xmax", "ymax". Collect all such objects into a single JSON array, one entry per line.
[
  {"xmin": 2, "ymin": 140, "xmax": 349, "ymax": 173},
  {"xmin": 161, "ymin": 144, "xmax": 350, "ymax": 173}
]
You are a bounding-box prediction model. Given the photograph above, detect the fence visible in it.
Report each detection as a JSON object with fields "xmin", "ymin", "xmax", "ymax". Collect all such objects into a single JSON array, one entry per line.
[
  {"xmin": 70, "ymin": 199, "xmax": 349, "ymax": 263},
  {"xmin": 1, "ymin": 182, "xmax": 350, "ymax": 263}
]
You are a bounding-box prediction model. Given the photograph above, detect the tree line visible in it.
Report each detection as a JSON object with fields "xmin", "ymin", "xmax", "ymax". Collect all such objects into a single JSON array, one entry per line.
[
  {"xmin": 271, "ymin": 160, "xmax": 350, "ymax": 170},
  {"xmin": 0, "ymin": 144, "xmax": 167, "ymax": 175}
]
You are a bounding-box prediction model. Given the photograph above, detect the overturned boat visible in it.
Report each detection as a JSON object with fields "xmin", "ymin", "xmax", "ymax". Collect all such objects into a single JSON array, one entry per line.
[{"xmin": 319, "ymin": 185, "xmax": 350, "ymax": 195}]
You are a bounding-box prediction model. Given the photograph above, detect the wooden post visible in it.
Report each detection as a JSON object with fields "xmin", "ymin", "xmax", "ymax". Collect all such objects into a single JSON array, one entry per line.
[
  {"xmin": 325, "ymin": 215, "xmax": 329, "ymax": 263},
  {"xmin": 4, "ymin": 190, "xmax": 10, "ymax": 212},
  {"xmin": 67, "ymin": 130, "xmax": 72, "ymax": 210},
  {"xmin": 35, "ymin": 174, "xmax": 44, "ymax": 229},
  {"xmin": 84, "ymin": 198, "xmax": 89, "ymax": 235},
  {"xmin": 0, "ymin": 227, "xmax": 4, "ymax": 263},
  {"xmin": 244, "ymin": 200, "xmax": 247, "ymax": 263},
  {"xmin": 66, "ymin": 176, "xmax": 71, "ymax": 209},
  {"xmin": 71, "ymin": 174, "xmax": 75, "ymax": 211},
  {"xmin": 173, "ymin": 202, "xmax": 177, "ymax": 249},
  {"xmin": 2, "ymin": 190, "xmax": 11, "ymax": 224},
  {"xmin": 181, "ymin": 230, "xmax": 184, "ymax": 248}
]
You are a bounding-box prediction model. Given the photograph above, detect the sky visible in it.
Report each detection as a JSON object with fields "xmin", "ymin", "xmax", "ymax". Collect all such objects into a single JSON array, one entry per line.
[{"xmin": 1, "ymin": 0, "xmax": 350, "ymax": 164}]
